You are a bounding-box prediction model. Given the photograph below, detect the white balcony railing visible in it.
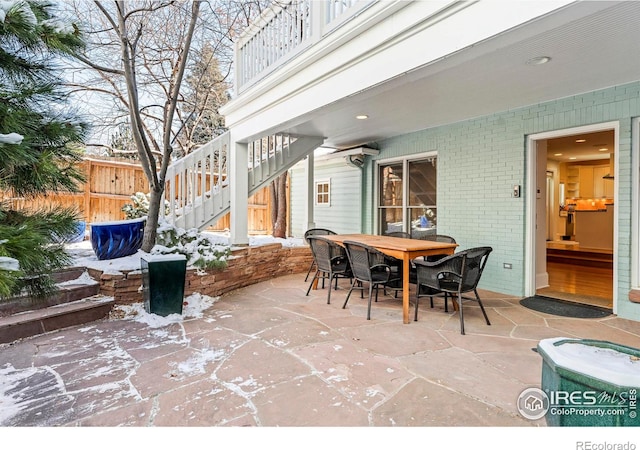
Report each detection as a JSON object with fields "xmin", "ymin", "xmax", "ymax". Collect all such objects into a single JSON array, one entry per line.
[{"xmin": 236, "ymin": 0, "xmax": 374, "ymax": 92}]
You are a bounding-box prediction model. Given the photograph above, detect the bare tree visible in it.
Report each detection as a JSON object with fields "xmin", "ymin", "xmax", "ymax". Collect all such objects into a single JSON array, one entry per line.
[
  {"xmin": 66, "ymin": 0, "xmax": 274, "ymax": 249},
  {"xmin": 175, "ymin": 43, "xmax": 229, "ymax": 158},
  {"xmin": 78, "ymin": 1, "xmax": 200, "ymax": 251},
  {"xmin": 66, "ymin": 0, "xmax": 268, "ymax": 149}
]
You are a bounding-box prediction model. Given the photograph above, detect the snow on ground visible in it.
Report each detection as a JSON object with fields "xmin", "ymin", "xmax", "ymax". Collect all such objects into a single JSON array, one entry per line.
[
  {"xmin": 60, "ymin": 228, "xmax": 306, "ymax": 325},
  {"xmin": 113, "ymin": 292, "xmax": 219, "ymax": 328},
  {"xmin": 57, "ymin": 270, "xmax": 98, "ymax": 286},
  {"xmin": 65, "ymin": 230, "xmax": 305, "ymax": 274},
  {"xmin": 65, "ymin": 240, "xmax": 147, "ymax": 275},
  {"xmin": 0, "ymin": 229, "xmax": 303, "ymax": 421}
]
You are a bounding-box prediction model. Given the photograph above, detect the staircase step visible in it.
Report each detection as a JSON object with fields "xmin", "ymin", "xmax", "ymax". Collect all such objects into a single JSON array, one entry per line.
[
  {"xmin": 547, "ymin": 248, "xmax": 613, "ymax": 268},
  {"xmin": 0, "ymin": 268, "xmax": 99, "ymax": 317},
  {"xmin": 51, "ymin": 266, "xmax": 89, "ymax": 283},
  {"xmin": 0, "ymin": 295, "xmax": 115, "ymax": 344}
]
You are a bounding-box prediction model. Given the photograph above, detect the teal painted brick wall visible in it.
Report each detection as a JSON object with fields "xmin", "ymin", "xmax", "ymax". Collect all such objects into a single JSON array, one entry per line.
[{"xmin": 362, "ymin": 81, "xmax": 640, "ymax": 320}]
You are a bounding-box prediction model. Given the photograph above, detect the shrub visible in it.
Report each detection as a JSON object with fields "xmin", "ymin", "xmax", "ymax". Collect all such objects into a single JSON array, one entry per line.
[
  {"xmin": 122, "ymin": 192, "xmax": 170, "ymax": 219},
  {"xmin": 152, "ymin": 221, "xmax": 230, "ymax": 270}
]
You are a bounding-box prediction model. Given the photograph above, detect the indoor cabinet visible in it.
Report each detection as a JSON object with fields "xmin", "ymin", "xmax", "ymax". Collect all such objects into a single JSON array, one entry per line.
[
  {"xmin": 565, "ymin": 166, "xmax": 580, "ymax": 198},
  {"xmin": 578, "ymin": 166, "xmax": 594, "ymax": 198},
  {"xmin": 593, "ymin": 166, "xmax": 614, "ymax": 198},
  {"xmin": 566, "ymin": 164, "xmax": 612, "ymax": 199}
]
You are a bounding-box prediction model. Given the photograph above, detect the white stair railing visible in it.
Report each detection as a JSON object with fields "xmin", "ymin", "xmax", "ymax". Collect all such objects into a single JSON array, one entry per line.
[
  {"xmin": 163, "ymin": 131, "xmax": 230, "ymax": 230},
  {"xmin": 247, "ymin": 133, "xmax": 325, "ymax": 195},
  {"xmin": 248, "ymin": 134, "xmax": 294, "ymax": 191},
  {"xmin": 163, "ymin": 131, "xmax": 324, "ymax": 231}
]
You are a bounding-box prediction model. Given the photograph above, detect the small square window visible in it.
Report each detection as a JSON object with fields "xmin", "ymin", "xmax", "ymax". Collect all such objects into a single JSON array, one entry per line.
[{"xmin": 315, "ymin": 180, "xmax": 330, "ymax": 206}]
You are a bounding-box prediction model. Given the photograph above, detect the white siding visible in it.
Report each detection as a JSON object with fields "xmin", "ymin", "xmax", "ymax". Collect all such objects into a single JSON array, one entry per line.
[{"xmin": 290, "ymin": 157, "xmax": 362, "ymax": 237}]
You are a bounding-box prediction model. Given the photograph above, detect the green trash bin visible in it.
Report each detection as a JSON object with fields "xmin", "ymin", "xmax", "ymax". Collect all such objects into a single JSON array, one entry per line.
[
  {"xmin": 141, "ymin": 254, "xmax": 187, "ymax": 317},
  {"xmin": 537, "ymin": 337, "xmax": 640, "ymax": 427}
]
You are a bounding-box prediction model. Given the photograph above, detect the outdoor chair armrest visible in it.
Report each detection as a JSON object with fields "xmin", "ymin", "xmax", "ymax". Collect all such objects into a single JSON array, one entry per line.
[
  {"xmin": 370, "ymin": 263, "xmax": 391, "ymax": 273},
  {"xmin": 436, "ymin": 270, "xmax": 463, "ymax": 289},
  {"xmin": 437, "ymin": 270, "xmax": 462, "ymax": 280},
  {"xmin": 370, "ymin": 264, "xmax": 392, "ymax": 283},
  {"xmin": 414, "ymin": 252, "xmax": 464, "ymax": 290},
  {"xmin": 413, "ymin": 253, "xmax": 456, "ymax": 268},
  {"xmin": 330, "ymin": 255, "xmax": 348, "ymax": 265}
]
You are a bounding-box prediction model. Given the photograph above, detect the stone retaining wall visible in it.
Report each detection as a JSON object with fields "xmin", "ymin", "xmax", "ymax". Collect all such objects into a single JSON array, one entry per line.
[{"xmin": 88, "ymin": 244, "xmax": 313, "ymax": 305}]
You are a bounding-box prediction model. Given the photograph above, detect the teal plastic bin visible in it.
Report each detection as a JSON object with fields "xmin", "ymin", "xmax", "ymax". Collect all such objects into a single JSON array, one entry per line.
[
  {"xmin": 141, "ymin": 254, "xmax": 187, "ymax": 317},
  {"xmin": 537, "ymin": 337, "xmax": 640, "ymax": 426}
]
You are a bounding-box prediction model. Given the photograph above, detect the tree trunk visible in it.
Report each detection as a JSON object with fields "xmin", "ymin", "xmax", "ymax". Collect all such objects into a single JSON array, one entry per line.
[
  {"xmin": 142, "ymin": 187, "xmax": 163, "ymax": 252},
  {"xmin": 272, "ymin": 172, "xmax": 288, "ymax": 238}
]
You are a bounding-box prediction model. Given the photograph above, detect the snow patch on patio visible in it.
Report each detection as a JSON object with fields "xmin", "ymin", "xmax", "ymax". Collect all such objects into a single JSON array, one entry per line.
[
  {"xmin": 112, "ymin": 292, "xmax": 219, "ymax": 328},
  {"xmin": 170, "ymin": 348, "xmax": 227, "ymax": 378},
  {"xmin": 0, "ymin": 364, "xmax": 38, "ymax": 424}
]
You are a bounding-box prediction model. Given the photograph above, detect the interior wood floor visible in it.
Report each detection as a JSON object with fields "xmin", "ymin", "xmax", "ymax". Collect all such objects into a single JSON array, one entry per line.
[{"xmin": 537, "ymin": 261, "xmax": 613, "ymax": 309}]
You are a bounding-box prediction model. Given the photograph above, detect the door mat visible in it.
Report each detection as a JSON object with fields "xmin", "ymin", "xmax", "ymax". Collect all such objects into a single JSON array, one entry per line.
[{"xmin": 520, "ymin": 295, "xmax": 612, "ymax": 319}]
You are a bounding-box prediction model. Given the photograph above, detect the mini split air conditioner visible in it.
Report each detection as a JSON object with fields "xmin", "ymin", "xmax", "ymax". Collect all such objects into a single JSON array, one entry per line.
[
  {"xmin": 346, "ymin": 154, "xmax": 365, "ymax": 168},
  {"xmin": 342, "ymin": 146, "xmax": 379, "ymax": 168}
]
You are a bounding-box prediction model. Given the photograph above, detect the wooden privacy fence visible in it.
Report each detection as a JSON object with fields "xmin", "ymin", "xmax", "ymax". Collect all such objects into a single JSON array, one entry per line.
[{"xmin": 1, "ymin": 158, "xmax": 275, "ymax": 234}]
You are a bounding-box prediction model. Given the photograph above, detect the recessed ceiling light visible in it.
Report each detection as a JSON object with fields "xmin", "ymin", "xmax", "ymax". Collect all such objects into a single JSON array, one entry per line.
[
  {"xmin": 575, "ymin": 139, "xmax": 586, "ymax": 143},
  {"xmin": 356, "ymin": 115, "xmax": 369, "ymax": 120},
  {"xmin": 599, "ymin": 148, "xmax": 608, "ymax": 152},
  {"xmin": 554, "ymin": 153, "xmax": 563, "ymax": 156},
  {"xmin": 526, "ymin": 56, "xmax": 551, "ymax": 65},
  {"xmin": 569, "ymin": 157, "xmax": 577, "ymax": 160}
]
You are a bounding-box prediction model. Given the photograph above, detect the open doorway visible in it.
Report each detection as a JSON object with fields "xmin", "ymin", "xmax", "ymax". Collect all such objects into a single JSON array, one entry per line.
[{"xmin": 534, "ymin": 129, "xmax": 615, "ymax": 309}]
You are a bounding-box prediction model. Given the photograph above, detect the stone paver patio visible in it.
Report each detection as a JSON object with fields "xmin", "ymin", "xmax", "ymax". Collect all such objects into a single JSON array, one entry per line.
[{"xmin": 2, "ymin": 272, "xmax": 640, "ymax": 433}]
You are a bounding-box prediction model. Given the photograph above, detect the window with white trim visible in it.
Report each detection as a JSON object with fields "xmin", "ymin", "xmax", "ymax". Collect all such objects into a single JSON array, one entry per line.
[{"xmin": 315, "ymin": 180, "xmax": 330, "ymax": 206}]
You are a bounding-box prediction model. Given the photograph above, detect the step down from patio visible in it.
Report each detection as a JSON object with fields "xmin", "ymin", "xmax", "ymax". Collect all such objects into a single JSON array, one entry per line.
[
  {"xmin": 546, "ymin": 248, "xmax": 613, "ymax": 268},
  {"xmin": 0, "ymin": 267, "xmax": 115, "ymax": 344},
  {"xmin": 0, "ymin": 295, "xmax": 115, "ymax": 344}
]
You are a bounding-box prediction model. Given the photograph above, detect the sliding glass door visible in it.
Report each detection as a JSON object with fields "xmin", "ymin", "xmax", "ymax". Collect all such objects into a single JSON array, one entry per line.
[{"xmin": 378, "ymin": 155, "xmax": 437, "ymax": 238}]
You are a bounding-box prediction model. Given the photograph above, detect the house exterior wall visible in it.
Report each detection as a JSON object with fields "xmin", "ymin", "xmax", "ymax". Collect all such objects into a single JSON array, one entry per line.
[
  {"xmin": 290, "ymin": 157, "xmax": 362, "ymax": 237},
  {"xmin": 361, "ymin": 81, "xmax": 640, "ymax": 321}
]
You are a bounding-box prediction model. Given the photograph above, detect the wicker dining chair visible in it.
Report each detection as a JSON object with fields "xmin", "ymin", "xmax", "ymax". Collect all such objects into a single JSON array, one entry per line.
[
  {"xmin": 305, "ymin": 236, "xmax": 352, "ymax": 305},
  {"xmin": 414, "ymin": 246, "xmax": 493, "ymax": 334},
  {"xmin": 303, "ymin": 228, "xmax": 337, "ymax": 283},
  {"xmin": 384, "ymin": 231, "xmax": 412, "ymax": 239},
  {"xmin": 342, "ymin": 240, "xmax": 402, "ymax": 320},
  {"xmin": 380, "ymin": 231, "xmax": 411, "ymax": 295},
  {"xmin": 415, "ymin": 234, "xmax": 457, "ymax": 308},
  {"xmin": 419, "ymin": 234, "xmax": 457, "ymax": 254}
]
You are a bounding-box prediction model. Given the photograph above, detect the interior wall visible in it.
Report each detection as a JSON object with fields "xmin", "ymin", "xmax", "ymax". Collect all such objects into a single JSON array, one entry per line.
[
  {"xmin": 547, "ymin": 160, "xmax": 564, "ymax": 240},
  {"xmin": 536, "ymin": 140, "xmax": 549, "ymax": 289}
]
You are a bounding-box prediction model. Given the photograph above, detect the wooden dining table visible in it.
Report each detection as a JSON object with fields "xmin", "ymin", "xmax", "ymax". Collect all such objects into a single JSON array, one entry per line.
[{"xmin": 322, "ymin": 234, "xmax": 458, "ymax": 324}]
